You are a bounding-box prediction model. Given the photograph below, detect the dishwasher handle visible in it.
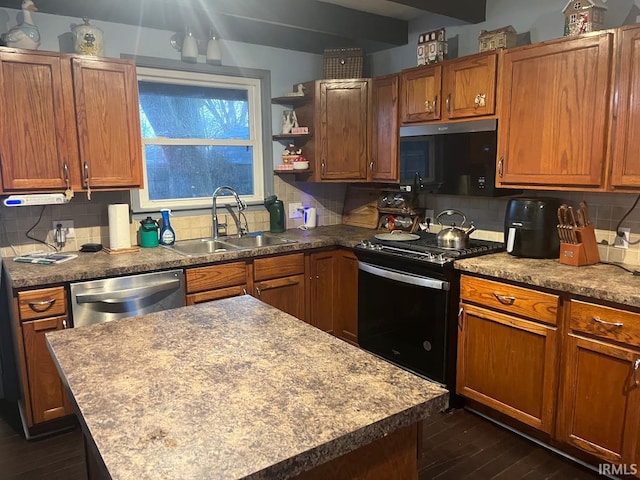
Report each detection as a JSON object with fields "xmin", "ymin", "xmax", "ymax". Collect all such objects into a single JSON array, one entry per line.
[{"xmin": 75, "ymin": 278, "xmax": 181, "ymax": 304}]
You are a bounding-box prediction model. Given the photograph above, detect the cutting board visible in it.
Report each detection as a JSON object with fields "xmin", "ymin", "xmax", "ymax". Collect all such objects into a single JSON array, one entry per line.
[{"xmin": 342, "ymin": 186, "xmax": 380, "ymax": 229}]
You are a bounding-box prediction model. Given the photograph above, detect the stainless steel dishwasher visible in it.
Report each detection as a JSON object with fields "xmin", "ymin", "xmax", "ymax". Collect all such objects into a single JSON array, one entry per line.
[{"xmin": 70, "ymin": 269, "xmax": 185, "ymax": 328}]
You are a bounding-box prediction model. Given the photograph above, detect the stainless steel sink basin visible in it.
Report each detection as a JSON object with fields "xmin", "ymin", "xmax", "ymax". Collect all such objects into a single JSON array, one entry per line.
[
  {"xmin": 219, "ymin": 234, "xmax": 298, "ymax": 249},
  {"xmin": 164, "ymin": 234, "xmax": 297, "ymax": 256},
  {"xmin": 164, "ymin": 238, "xmax": 242, "ymax": 257}
]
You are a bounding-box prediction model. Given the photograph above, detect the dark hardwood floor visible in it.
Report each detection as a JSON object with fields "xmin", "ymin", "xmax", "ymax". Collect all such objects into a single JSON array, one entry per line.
[
  {"xmin": 1, "ymin": 400, "xmax": 604, "ymax": 480},
  {"xmin": 418, "ymin": 409, "xmax": 604, "ymax": 480}
]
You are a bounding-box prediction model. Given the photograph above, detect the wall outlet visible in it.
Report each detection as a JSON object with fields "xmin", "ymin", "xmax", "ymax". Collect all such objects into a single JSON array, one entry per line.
[
  {"xmin": 52, "ymin": 220, "xmax": 75, "ymax": 238},
  {"xmin": 614, "ymin": 227, "xmax": 630, "ymax": 249},
  {"xmin": 288, "ymin": 202, "xmax": 303, "ymax": 219},
  {"xmin": 424, "ymin": 209, "xmax": 435, "ymax": 224}
]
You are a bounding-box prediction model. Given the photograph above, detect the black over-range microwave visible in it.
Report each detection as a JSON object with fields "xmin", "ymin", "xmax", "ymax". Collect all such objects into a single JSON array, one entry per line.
[{"xmin": 399, "ymin": 119, "xmax": 519, "ymax": 197}]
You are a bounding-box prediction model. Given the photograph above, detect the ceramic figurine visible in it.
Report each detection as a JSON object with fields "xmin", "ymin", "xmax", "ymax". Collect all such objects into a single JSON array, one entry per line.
[
  {"xmin": 72, "ymin": 17, "xmax": 104, "ymax": 56},
  {"xmin": 1, "ymin": 0, "xmax": 40, "ymax": 50}
]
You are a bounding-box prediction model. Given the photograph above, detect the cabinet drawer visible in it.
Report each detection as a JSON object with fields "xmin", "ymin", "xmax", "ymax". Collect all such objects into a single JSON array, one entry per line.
[
  {"xmin": 254, "ymin": 253, "xmax": 305, "ymax": 281},
  {"xmin": 186, "ymin": 262, "xmax": 247, "ymax": 293},
  {"xmin": 18, "ymin": 287, "xmax": 67, "ymax": 321},
  {"xmin": 570, "ymin": 300, "xmax": 640, "ymax": 348},
  {"xmin": 460, "ymin": 276, "xmax": 558, "ymax": 325}
]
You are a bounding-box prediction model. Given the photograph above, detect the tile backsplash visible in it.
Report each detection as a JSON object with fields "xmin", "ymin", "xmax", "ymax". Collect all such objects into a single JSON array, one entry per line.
[
  {"xmin": 2, "ymin": 182, "xmax": 640, "ymax": 266},
  {"xmin": 0, "ymin": 176, "xmax": 346, "ymax": 257}
]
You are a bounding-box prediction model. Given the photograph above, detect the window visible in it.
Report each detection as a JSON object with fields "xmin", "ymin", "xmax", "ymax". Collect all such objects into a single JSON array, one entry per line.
[{"xmin": 132, "ymin": 66, "xmax": 266, "ymax": 211}]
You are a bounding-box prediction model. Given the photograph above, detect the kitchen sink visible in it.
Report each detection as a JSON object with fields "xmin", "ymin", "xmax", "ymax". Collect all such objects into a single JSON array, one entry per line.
[
  {"xmin": 218, "ymin": 234, "xmax": 298, "ymax": 249},
  {"xmin": 164, "ymin": 234, "xmax": 297, "ymax": 256},
  {"xmin": 164, "ymin": 238, "xmax": 242, "ymax": 256}
]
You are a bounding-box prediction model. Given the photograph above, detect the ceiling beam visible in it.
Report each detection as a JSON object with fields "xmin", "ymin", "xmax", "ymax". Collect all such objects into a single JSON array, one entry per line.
[
  {"xmin": 0, "ymin": 0, "xmax": 409, "ymax": 53},
  {"xmin": 387, "ymin": 0, "xmax": 486, "ymax": 23}
]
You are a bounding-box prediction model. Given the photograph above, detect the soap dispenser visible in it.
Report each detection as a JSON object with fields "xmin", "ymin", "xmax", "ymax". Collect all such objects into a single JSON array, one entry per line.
[{"xmin": 159, "ymin": 209, "xmax": 176, "ymax": 245}]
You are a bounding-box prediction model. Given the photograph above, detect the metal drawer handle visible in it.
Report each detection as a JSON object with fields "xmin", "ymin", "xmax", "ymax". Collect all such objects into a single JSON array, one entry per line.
[
  {"xmin": 592, "ymin": 316, "xmax": 623, "ymax": 328},
  {"xmin": 493, "ymin": 293, "xmax": 516, "ymax": 305},
  {"xmin": 62, "ymin": 319, "xmax": 68, "ymax": 329},
  {"xmin": 634, "ymin": 359, "xmax": 640, "ymax": 386},
  {"xmin": 458, "ymin": 307, "xmax": 463, "ymax": 330},
  {"xmin": 242, "ymin": 288, "xmax": 247, "ymax": 295},
  {"xmin": 28, "ymin": 298, "xmax": 56, "ymax": 312},
  {"xmin": 256, "ymin": 287, "xmax": 261, "ymax": 297}
]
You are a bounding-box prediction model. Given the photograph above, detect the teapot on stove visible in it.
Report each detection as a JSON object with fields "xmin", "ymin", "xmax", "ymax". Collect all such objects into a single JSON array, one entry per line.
[{"xmin": 436, "ymin": 209, "xmax": 476, "ymax": 250}]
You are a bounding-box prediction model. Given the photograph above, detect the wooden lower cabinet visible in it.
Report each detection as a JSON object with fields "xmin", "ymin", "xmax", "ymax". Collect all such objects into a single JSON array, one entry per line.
[
  {"xmin": 557, "ymin": 299, "xmax": 640, "ymax": 469},
  {"xmin": 557, "ymin": 334, "xmax": 640, "ymax": 464},
  {"xmin": 20, "ymin": 315, "xmax": 73, "ymax": 426},
  {"xmin": 334, "ymin": 249, "xmax": 358, "ymax": 345},
  {"xmin": 309, "ymin": 250, "xmax": 335, "ymax": 333},
  {"xmin": 254, "ymin": 253, "xmax": 306, "ymax": 320},
  {"xmin": 185, "ymin": 261, "xmax": 249, "ymax": 305},
  {"xmin": 457, "ymin": 276, "xmax": 560, "ymax": 435},
  {"xmin": 457, "ymin": 302, "xmax": 559, "ymax": 433}
]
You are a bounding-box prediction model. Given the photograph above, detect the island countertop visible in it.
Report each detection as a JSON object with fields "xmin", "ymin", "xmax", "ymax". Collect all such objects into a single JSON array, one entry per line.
[{"xmin": 46, "ymin": 295, "xmax": 448, "ymax": 480}]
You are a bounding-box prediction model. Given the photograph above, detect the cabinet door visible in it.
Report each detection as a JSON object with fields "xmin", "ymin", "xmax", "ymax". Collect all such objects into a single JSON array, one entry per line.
[
  {"xmin": 457, "ymin": 303, "xmax": 559, "ymax": 433},
  {"xmin": 319, "ymin": 80, "xmax": 369, "ymax": 180},
  {"xmin": 0, "ymin": 52, "xmax": 77, "ymax": 192},
  {"xmin": 610, "ymin": 26, "xmax": 640, "ymax": 189},
  {"xmin": 400, "ymin": 65, "xmax": 442, "ymax": 123},
  {"xmin": 497, "ymin": 33, "xmax": 613, "ymax": 189},
  {"xmin": 21, "ymin": 316, "xmax": 73, "ymax": 425},
  {"xmin": 72, "ymin": 57, "xmax": 143, "ymax": 189},
  {"xmin": 557, "ymin": 334, "xmax": 640, "ymax": 464},
  {"xmin": 443, "ymin": 52, "xmax": 497, "ymax": 119},
  {"xmin": 370, "ymin": 74, "xmax": 399, "ymax": 182},
  {"xmin": 334, "ymin": 249, "xmax": 358, "ymax": 345},
  {"xmin": 309, "ymin": 251, "xmax": 335, "ymax": 333},
  {"xmin": 255, "ymin": 274, "xmax": 305, "ymax": 320}
]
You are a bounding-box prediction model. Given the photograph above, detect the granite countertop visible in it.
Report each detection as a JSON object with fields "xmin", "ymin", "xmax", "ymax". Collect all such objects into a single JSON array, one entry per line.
[
  {"xmin": 4, "ymin": 225, "xmax": 375, "ymax": 288},
  {"xmin": 46, "ymin": 295, "xmax": 448, "ymax": 480},
  {"xmin": 455, "ymin": 252, "xmax": 640, "ymax": 309}
]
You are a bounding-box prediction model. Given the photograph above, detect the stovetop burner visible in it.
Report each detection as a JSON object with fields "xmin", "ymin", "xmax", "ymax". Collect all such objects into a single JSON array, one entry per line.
[{"xmin": 355, "ymin": 231, "xmax": 504, "ymax": 266}]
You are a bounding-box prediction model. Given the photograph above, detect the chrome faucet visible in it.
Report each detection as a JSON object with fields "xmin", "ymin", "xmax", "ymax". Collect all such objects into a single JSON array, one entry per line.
[{"xmin": 212, "ymin": 186, "xmax": 247, "ymax": 239}]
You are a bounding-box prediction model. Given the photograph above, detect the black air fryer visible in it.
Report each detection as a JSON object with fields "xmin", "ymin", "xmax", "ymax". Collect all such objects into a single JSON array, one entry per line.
[{"xmin": 504, "ymin": 198, "xmax": 562, "ymax": 258}]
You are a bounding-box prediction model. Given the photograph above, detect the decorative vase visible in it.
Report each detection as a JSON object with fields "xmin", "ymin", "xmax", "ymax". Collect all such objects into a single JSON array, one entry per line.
[
  {"xmin": 206, "ymin": 30, "xmax": 221, "ymax": 65},
  {"xmin": 181, "ymin": 28, "xmax": 198, "ymax": 63},
  {"xmin": 72, "ymin": 17, "xmax": 104, "ymax": 56}
]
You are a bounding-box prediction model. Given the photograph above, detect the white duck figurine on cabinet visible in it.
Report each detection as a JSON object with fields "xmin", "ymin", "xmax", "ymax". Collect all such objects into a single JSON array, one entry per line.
[{"xmin": 1, "ymin": 0, "xmax": 41, "ymax": 50}]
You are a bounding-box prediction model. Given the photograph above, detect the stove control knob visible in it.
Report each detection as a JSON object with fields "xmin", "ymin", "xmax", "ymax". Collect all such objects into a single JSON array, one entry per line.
[
  {"xmin": 358, "ymin": 240, "xmax": 369, "ymax": 248},
  {"xmin": 437, "ymin": 254, "xmax": 446, "ymax": 263},
  {"xmin": 374, "ymin": 243, "xmax": 382, "ymax": 251}
]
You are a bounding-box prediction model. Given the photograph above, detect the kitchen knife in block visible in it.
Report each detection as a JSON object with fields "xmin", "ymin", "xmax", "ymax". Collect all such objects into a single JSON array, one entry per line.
[{"xmin": 559, "ymin": 224, "xmax": 600, "ymax": 266}]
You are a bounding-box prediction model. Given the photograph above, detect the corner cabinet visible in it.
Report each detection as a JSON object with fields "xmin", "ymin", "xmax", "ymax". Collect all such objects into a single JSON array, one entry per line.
[
  {"xmin": 496, "ymin": 33, "xmax": 613, "ymax": 190},
  {"xmin": 0, "ymin": 47, "xmax": 143, "ymax": 194},
  {"xmin": 285, "ymin": 79, "xmax": 371, "ymax": 182},
  {"xmin": 400, "ymin": 51, "xmax": 498, "ymax": 124}
]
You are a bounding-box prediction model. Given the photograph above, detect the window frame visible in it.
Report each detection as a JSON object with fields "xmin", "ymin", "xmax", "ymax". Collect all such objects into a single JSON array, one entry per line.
[{"xmin": 124, "ymin": 55, "xmax": 273, "ymax": 214}]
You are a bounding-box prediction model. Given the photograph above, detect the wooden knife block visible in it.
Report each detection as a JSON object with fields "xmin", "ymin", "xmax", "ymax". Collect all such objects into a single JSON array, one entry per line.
[{"xmin": 559, "ymin": 224, "xmax": 600, "ymax": 266}]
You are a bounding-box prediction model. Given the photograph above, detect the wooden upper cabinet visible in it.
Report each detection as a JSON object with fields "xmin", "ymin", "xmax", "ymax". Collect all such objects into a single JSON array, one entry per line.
[
  {"xmin": 370, "ymin": 74, "xmax": 399, "ymax": 182},
  {"xmin": 609, "ymin": 25, "xmax": 640, "ymax": 190},
  {"xmin": 400, "ymin": 51, "xmax": 497, "ymax": 124},
  {"xmin": 318, "ymin": 79, "xmax": 370, "ymax": 180},
  {"xmin": 0, "ymin": 51, "xmax": 78, "ymax": 192},
  {"xmin": 497, "ymin": 33, "xmax": 613, "ymax": 189},
  {"xmin": 72, "ymin": 57, "xmax": 143, "ymax": 189},
  {"xmin": 400, "ymin": 64, "xmax": 442, "ymax": 123},
  {"xmin": 443, "ymin": 51, "xmax": 497, "ymax": 119}
]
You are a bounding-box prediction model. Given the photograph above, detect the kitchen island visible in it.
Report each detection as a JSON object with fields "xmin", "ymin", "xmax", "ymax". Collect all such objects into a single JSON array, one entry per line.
[{"xmin": 46, "ymin": 295, "xmax": 448, "ymax": 479}]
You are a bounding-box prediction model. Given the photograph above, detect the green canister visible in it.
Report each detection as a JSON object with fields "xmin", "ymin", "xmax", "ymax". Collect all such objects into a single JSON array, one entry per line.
[{"xmin": 139, "ymin": 217, "xmax": 159, "ymax": 248}]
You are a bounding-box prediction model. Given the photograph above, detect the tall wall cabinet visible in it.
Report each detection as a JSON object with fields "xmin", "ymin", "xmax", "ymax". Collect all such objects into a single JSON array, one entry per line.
[{"xmin": 0, "ymin": 47, "xmax": 143, "ymax": 194}]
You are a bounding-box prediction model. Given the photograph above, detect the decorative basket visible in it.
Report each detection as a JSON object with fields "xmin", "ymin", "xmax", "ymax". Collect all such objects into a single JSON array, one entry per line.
[{"xmin": 323, "ymin": 48, "xmax": 364, "ymax": 79}]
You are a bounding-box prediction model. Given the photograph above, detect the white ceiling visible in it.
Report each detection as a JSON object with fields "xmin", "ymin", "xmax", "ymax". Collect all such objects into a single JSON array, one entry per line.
[{"xmin": 318, "ymin": 0, "xmax": 427, "ymax": 20}]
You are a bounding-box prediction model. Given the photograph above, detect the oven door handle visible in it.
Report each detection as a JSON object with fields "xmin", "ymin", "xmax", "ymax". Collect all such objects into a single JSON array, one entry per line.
[{"xmin": 358, "ymin": 262, "xmax": 450, "ymax": 291}]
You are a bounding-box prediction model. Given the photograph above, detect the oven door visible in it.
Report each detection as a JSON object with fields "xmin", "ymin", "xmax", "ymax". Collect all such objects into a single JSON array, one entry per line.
[{"xmin": 357, "ymin": 261, "xmax": 450, "ymax": 384}]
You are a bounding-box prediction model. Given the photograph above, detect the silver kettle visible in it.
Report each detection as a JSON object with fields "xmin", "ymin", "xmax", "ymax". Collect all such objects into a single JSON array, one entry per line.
[{"xmin": 436, "ymin": 209, "xmax": 477, "ymax": 249}]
